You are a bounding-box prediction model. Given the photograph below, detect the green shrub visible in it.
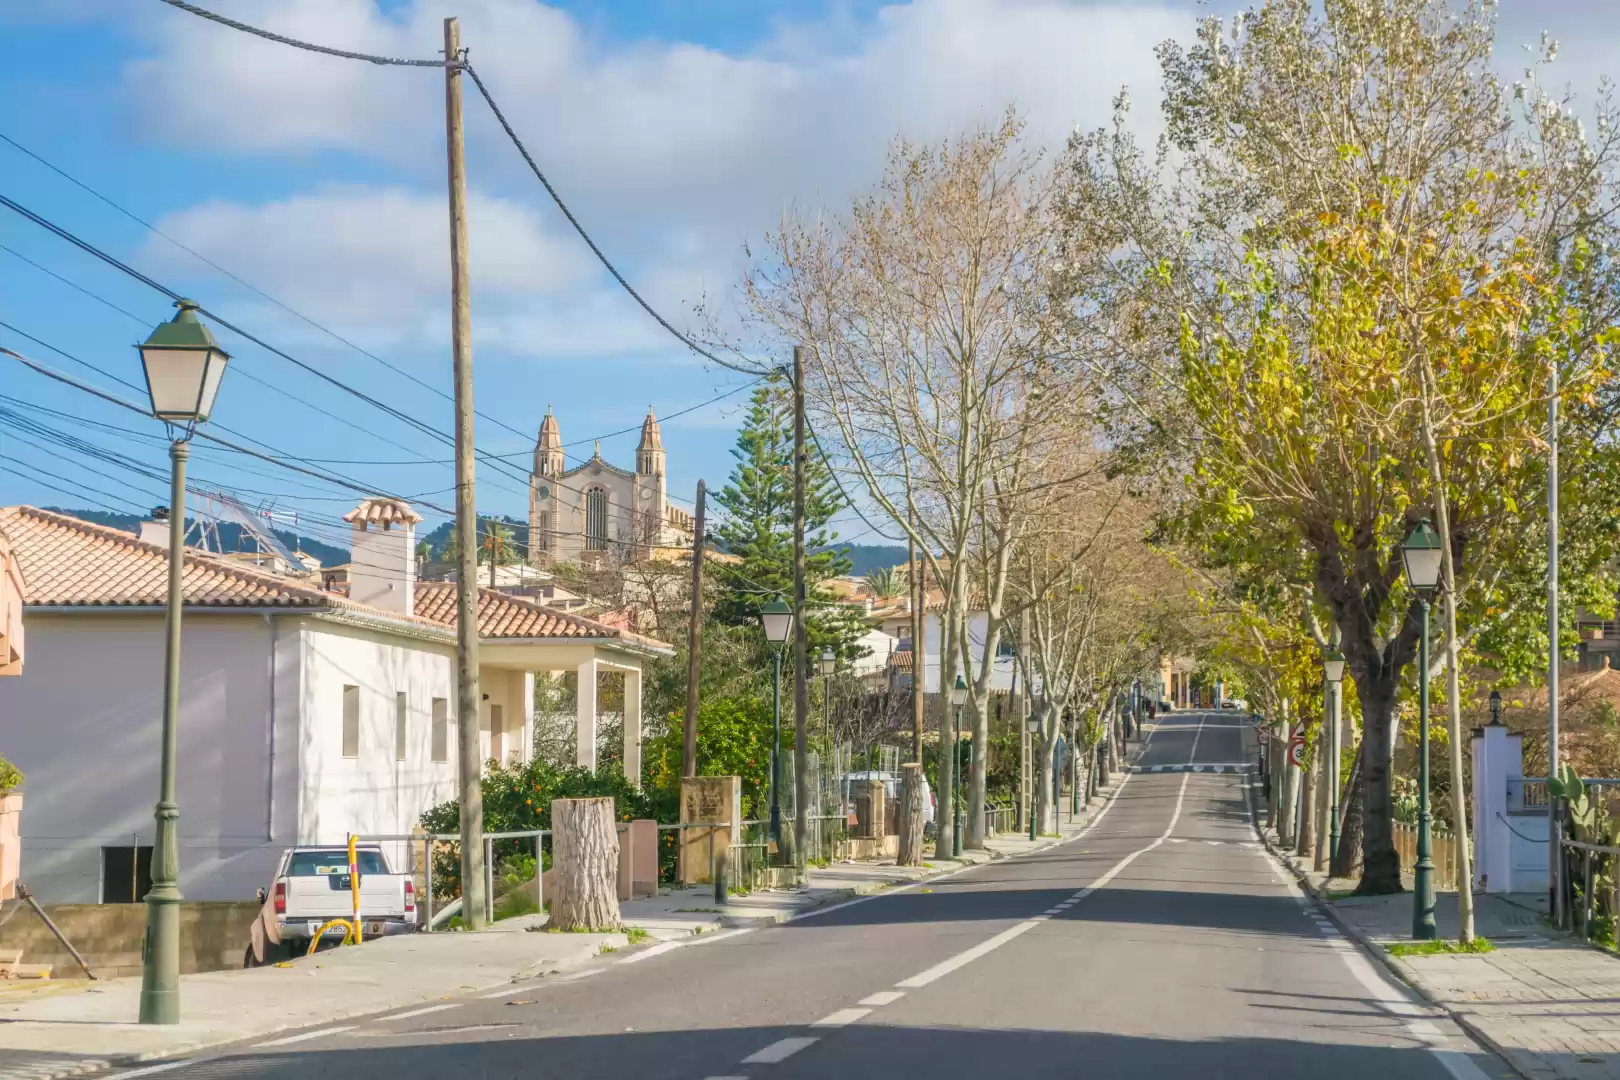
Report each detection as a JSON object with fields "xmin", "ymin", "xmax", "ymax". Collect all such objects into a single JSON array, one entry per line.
[{"xmin": 0, "ymin": 755, "xmax": 21, "ymax": 793}]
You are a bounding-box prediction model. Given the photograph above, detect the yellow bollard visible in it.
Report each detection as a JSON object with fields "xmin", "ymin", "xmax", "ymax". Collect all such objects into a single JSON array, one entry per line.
[
  {"xmin": 305, "ymin": 919, "xmax": 356, "ymax": 956},
  {"xmin": 348, "ymin": 834, "xmax": 363, "ymax": 945}
]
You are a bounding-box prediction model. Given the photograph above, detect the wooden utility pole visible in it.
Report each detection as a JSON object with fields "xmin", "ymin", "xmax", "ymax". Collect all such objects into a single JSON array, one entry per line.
[
  {"xmin": 910, "ymin": 535, "xmax": 924, "ymax": 762},
  {"xmin": 792, "ymin": 346, "xmax": 809, "ymax": 867},
  {"xmin": 444, "ymin": 16, "xmax": 485, "ymax": 931},
  {"xmin": 682, "ymin": 480, "xmax": 706, "ymax": 777}
]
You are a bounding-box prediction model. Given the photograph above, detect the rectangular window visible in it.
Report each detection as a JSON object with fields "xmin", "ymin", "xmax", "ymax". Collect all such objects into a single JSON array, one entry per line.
[
  {"xmin": 490, "ymin": 703, "xmax": 504, "ymax": 764},
  {"xmin": 342, "ymin": 684, "xmax": 360, "ymax": 759},
  {"xmin": 101, "ymin": 845, "xmax": 153, "ymax": 904},
  {"xmin": 431, "ymin": 697, "xmax": 449, "ymax": 763},
  {"xmin": 395, "ymin": 692, "xmax": 408, "ymax": 762}
]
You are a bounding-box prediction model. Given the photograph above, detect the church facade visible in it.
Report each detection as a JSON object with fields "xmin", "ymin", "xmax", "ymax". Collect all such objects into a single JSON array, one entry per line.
[{"xmin": 528, "ymin": 408, "xmax": 694, "ymax": 567}]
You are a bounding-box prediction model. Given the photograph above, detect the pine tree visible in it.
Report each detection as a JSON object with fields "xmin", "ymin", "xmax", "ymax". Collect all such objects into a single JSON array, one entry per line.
[{"xmin": 712, "ymin": 379, "xmax": 868, "ymax": 662}]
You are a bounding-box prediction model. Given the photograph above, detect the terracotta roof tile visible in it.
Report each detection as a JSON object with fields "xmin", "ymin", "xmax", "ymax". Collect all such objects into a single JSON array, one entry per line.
[
  {"xmin": 1, "ymin": 505, "xmax": 340, "ymax": 610},
  {"xmin": 412, "ymin": 582, "xmax": 671, "ymax": 651}
]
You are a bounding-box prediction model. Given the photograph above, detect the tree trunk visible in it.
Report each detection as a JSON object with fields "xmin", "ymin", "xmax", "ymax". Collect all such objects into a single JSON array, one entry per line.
[
  {"xmin": 1331, "ymin": 749, "xmax": 1365, "ymax": 878},
  {"xmin": 1352, "ymin": 676, "xmax": 1402, "ymax": 895},
  {"xmin": 966, "ymin": 693, "xmax": 987, "ymax": 850},
  {"xmin": 1297, "ymin": 748, "xmax": 1318, "ymax": 859},
  {"xmin": 1315, "ymin": 691, "xmax": 1331, "ymax": 873},
  {"xmin": 1034, "ymin": 701, "xmax": 1056, "ymax": 834},
  {"xmin": 934, "ymin": 597, "xmax": 962, "ymax": 860},
  {"xmin": 896, "ymin": 763, "xmax": 925, "ymax": 867},
  {"xmin": 550, "ymin": 797, "xmax": 620, "ymax": 932}
]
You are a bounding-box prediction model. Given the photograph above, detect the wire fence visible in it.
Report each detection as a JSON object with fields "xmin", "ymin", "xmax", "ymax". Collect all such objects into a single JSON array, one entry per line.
[{"xmin": 1560, "ymin": 837, "xmax": 1620, "ymax": 948}]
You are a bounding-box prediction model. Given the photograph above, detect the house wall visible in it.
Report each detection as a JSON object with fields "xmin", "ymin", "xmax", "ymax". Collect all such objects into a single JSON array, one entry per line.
[
  {"xmin": 297, "ymin": 619, "xmax": 457, "ymax": 869},
  {"xmin": 0, "ymin": 613, "xmax": 300, "ymax": 903},
  {"xmin": 916, "ymin": 613, "xmax": 1018, "ymax": 695},
  {"xmin": 478, "ymin": 666, "xmax": 532, "ymax": 767}
]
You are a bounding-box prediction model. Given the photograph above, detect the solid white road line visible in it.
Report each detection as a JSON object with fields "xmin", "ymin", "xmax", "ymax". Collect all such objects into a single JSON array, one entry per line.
[
  {"xmin": 381, "ymin": 1004, "xmax": 461, "ymax": 1021},
  {"xmin": 741, "ymin": 1037, "xmax": 819, "ymax": 1064},
  {"xmin": 812, "ymin": 1008, "xmax": 872, "ymax": 1027},
  {"xmin": 107, "ymin": 1062, "xmax": 197, "ymax": 1079},
  {"xmin": 895, "ymin": 920, "xmax": 1044, "ymax": 988},
  {"xmin": 618, "ymin": 940, "xmax": 686, "ymax": 964},
  {"xmin": 252, "ymin": 1026, "xmax": 355, "ymax": 1048},
  {"xmin": 859, "ymin": 990, "xmax": 905, "ymax": 1006}
]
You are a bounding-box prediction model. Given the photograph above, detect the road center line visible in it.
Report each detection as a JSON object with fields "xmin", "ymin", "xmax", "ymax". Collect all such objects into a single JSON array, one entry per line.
[
  {"xmin": 741, "ymin": 1037, "xmax": 819, "ymax": 1064},
  {"xmin": 893, "ymin": 716, "xmax": 1209, "ymax": 993},
  {"xmin": 381, "ymin": 1004, "xmax": 461, "ymax": 1021},
  {"xmin": 812, "ymin": 1008, "xmax": 872, "ymax": 1027}
]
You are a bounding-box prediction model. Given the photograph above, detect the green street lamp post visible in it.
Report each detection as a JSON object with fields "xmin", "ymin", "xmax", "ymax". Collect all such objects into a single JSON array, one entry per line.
[
  {"xmin": 760, "ymin": 598, "xmax": 794, "ymax": 849},
  {"xmin": 1324, "ymin": 650, "xmax": 1346, "ymax": 866},
  {"xmin": 1027, "ymin": 709, "xmax": 1041, "ymax": 841},
  {"xmin": 136, "ymin": 299, "xmax": 230, "ymax": 1025},
  {"xmin": 951, "ymin": 675, "xmax": 966, "ymax": 858},
  {"xmin": 1401, "ymin": 518, "xmax": 1443, "ymax": 941},
  {"xmin": 820, "ymin": 649, "xmax": 836, "ymax": 825}
]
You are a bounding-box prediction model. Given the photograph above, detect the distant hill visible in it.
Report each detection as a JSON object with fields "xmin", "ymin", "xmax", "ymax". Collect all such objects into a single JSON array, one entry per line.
[
  {"xmin": 822, "ymin": 545, "xmax": 909, "ymax": 578},
  {"xmin": 417, "ymin": 515, "xmax": 528, "ymax": 560},
  {"xmin": 44, "ymin": 508, "xmax": 350, "ymax": 569}
]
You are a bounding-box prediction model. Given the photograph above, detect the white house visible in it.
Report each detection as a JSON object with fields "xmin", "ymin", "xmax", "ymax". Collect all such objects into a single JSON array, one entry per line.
[{"xmin": 0, "ymin": 500, "xmax": 671, "ymax": 904}]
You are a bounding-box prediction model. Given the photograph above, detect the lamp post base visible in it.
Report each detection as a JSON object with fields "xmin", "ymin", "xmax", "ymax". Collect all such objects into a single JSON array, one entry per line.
[{"xmin": 1412, "ymin": 858, "xmax": 1438, "ymax": 940}]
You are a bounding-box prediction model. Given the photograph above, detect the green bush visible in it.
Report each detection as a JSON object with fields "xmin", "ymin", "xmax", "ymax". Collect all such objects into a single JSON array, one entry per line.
[{"xmin": 0, "ymin": 755, "xmax": 21, "ymax": 793}]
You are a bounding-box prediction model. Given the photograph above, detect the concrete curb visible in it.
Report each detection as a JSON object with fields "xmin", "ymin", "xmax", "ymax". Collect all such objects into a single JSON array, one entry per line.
[{"xmin": 1248, "ymin": 811, "xmax": 1541, "ymax": 1080}]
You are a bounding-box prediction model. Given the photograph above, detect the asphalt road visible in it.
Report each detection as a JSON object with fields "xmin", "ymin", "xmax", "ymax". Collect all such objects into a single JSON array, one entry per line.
[{"xmin": 125, "ymin": 711, "xmax": 1502, "ymax": 1080}]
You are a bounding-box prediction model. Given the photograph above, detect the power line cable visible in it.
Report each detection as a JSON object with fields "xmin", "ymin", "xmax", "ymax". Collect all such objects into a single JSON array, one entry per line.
[{"xmin": 153, "ymin": 0, "xmax": 448, "ymax": 67}]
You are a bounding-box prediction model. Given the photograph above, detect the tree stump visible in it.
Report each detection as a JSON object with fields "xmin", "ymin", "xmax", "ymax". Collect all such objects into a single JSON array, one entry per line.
[
  {"xmin": 550, "ymin": 797, "xmax": 621, "ymax": 932},
  {"xmin": 896, "ymin": 763, "xmax": 925, "ymax": 867}
]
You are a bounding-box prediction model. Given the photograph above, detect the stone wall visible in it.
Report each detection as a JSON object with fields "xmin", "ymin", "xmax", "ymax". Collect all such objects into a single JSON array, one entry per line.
[{"xmin": 0, "ymin": 901, "xmax": 260, "ymax": 979}]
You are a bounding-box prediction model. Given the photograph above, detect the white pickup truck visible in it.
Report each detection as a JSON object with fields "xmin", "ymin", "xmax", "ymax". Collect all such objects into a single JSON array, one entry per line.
[{"xmin": 269, "ymin": 845, "xmax": 417, "ymax": 954}]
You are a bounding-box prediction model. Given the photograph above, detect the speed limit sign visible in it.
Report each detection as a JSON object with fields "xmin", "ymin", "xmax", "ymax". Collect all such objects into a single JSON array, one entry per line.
[{"xmin": 1288, "ymin": 728, "xmax": 1307, "ymax": 768}]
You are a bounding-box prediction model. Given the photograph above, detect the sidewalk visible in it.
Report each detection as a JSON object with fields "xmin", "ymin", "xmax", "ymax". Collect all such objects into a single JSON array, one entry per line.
[
  {"xmin": 1269, "ymin": 836, "xmax": 1620, "ymax": 1080},
  {"xmin": 0, "ymin": 783, "xmax": 1120, "ymax": 1079}
]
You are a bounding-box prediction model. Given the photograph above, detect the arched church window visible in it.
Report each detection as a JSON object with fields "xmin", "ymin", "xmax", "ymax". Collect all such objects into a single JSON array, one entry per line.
[{"xmin": 586, "ymin": 488, "xmax": 608, "ymax": 551}]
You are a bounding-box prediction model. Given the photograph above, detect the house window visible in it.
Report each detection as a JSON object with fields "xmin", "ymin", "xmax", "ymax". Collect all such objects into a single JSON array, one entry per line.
[
  {"xmin": 342, "ymin": 684, "xmax": 360, "ymax": 759},
  {"xmin": 102, "ymin": 845, "xmax": 153, "ymax": 904},
  {"xmin": 489, "ymin": 703, "xmax": 505, "ymax": 765},
  {"xmin": 396, "ymin": 692, "xmax": 408, "ymax": 762},
  {"xmin": 432, "ymin": 697, "xmax": 449, "ymax": 763},
  {"xmin": 586, "ymin": 488, "xmax": 608, "ymax": 551}
]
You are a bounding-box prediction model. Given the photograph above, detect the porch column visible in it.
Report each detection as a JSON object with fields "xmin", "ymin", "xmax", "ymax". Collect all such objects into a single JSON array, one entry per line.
[
  {"xmin": 623, "ymin": 667, "xmax": 642, "ymax": 789},
  {"xmin": 576, "ymin": 658, "xmax": 598, "ymax": 771},
  {"xmin": 521, "ymin": 671, "xmax": 536, "ymax": 764}
]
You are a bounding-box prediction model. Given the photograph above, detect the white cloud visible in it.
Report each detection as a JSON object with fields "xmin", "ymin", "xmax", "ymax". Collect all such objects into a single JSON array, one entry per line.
[
  {"xmin": 145, "ymin": 185, "xmax": 594, "ymax": 345},
  {"xmin": 124, "ymin": 0, "xmax": 1193, "ymax": 359}
]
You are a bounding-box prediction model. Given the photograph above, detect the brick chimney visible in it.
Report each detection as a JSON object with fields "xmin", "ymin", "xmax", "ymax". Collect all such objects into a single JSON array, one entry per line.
[{"xmin": 343, "ymin": 498, "xmax": 422, "ymax": 616}]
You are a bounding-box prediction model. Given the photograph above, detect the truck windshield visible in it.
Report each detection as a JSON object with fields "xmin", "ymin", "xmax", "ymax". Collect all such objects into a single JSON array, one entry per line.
[{"xmin": 285, "ymin": 850, "xmax": 389, "ymax": 876}]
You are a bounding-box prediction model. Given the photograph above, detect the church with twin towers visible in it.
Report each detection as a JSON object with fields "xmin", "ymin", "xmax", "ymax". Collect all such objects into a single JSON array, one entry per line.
[{"xmin": 527, "ymin": 406, "xmax": 695, "ymax": 568}]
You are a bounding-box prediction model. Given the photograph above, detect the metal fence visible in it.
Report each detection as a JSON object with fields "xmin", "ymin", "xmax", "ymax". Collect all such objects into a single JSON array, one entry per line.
[
  {"xmin": 1560, "ymin": 837, "xmax": 1620, "ymax": 945},
  {"xmin": 984, "ymin": 806, "xmax": 1016, "ymax": 836}
]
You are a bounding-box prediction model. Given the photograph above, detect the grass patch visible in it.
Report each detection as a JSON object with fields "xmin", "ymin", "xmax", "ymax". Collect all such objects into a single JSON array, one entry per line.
[
  {"xmin": 1387, "ymin": 937, "xmax": 1496, "ymax": 957},
  {"xmin": 598, "ymin": 943, "xmax": 617, "ymax": 955},
  {"xmin": 674, "ymin": 907, "xmax": 722, "ymax": 914},
  {"xmin": 624, "ymin": 926, "xmax": 651, "ymax": 945}
]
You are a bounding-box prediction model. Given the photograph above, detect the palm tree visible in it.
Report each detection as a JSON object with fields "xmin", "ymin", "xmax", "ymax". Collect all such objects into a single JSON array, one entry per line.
[
  {"xmin": 480, "ymin": 523, "xmax": 517, "ymax": 587},
  {"xmin": 866, "ymin": 564, "xmax": 902, "ymax": 600}
]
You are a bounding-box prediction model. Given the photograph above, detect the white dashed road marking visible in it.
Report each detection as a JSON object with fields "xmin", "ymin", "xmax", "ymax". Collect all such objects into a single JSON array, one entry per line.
[
  {"xmin": 741, "ymin": 1037, "xmax": 819, "ymax": 1064},
  {"xmin": 859, "ymin": 991, "xmax": 905, "ymax": 1006},
  {"xmin": 381, "ymin": 1004, "xmax": 461, "ymax": 1021},
  {"xmin": 252, "ymin": 1026, "xmax": 355, "ymax": 1048},
  {"xmin": 812, "ymin": 1008, "xmax": 872, "ymax": 1027}
]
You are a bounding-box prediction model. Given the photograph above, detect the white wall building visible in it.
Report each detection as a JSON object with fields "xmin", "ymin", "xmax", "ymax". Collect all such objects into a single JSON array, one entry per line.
[{"xmin": 0, "ymin": 501, "xmax": 671, "ymax": 904}]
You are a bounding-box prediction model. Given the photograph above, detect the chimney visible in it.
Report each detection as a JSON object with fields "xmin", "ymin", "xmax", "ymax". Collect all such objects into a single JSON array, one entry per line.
[
  {"xmin": 343, "ymin": 498, "xmax": 423, "ymax": 616},
  {"xmin": 138, "ymin": 506, "xmax": 172, "ymax": 548}
]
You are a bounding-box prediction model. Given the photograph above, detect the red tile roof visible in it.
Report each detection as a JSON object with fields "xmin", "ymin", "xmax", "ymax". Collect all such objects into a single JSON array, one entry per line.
[
  {"xmin": 413, "ymin": 582, "xmax": 669, "ymax": 651},
  {"xmin": 1, "ymin": 506, "xmax": 341, "ymax": 610}
]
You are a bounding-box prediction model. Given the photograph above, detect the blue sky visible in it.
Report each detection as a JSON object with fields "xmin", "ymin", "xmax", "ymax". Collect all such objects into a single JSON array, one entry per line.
[{"xmin": 0, "ymin": 0, "xmax": 1611, "ymax": 557}]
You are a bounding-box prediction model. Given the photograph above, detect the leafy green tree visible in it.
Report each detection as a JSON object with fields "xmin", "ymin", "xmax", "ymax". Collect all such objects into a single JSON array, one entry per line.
[
  {"xmin": 712, "ymin": 379, "xmax": 869, "ymax": 664},
  {"xmin": 643, "ymin": 696, "xmax": 783, "ymax": 819}
]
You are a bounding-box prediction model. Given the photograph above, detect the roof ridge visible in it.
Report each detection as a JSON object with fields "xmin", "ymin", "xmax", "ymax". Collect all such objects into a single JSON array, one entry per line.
[{"xmin": 3, "ymin": 505, "xmax": 334, "ymax": 605}]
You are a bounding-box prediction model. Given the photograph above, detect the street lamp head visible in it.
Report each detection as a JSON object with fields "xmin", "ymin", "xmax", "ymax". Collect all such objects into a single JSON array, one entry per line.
[
  {"xmin": 1400, "ymin": 518, "xmax": 1443, "ymax": 597},
  {"xmin": 1489, "ymin": 687, "xmax": 1503, "ymax": 725},
  {"xmin": 1026, "ymin": 713, "xmax": 1041, "ymax": 733},
  {"xmin": 759, "ymin": 597, "xmax": 794, "ymax": 644},
  {"xmin": 138, "ymin": 299, "xmax": 230, "ymax": 425},
  {"xmin": 820, "ymin": 648, "xmax": 836, "ymax": 676},
  {"xmin": 950, "ymin": 674, "xmax": 967, "ymax": 707},
  {"xmin": 1324, "ymin": 650, "xmax": 1347, "ymax": 685}
]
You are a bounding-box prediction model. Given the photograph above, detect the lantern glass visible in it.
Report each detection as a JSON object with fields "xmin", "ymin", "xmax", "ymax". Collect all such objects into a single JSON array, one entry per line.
[
  {"xmin": 138, "ymin": 300, "xmax": 230, "ymax": 423},
  {"xmin": 820, "ymin": 649, "xmax": 836, "ymax": 676},
  {"xmin": 1324, "ymin": 652, "xmax": 1347, "ymax": 684},
  {"xmin": 950, "ymin": 674, "xmax": 967, "ymax": 707},
  {"xmin": 1400, "ymin": 519, "xmax": 1443, "ymax": 594},
  {"xmin": 759, "ymin": 598, "xmax": 793, "ymax": 643},
  {"xmin": 1026, "ymin": 714, "xmax": 1041, "ymax": 733}
]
